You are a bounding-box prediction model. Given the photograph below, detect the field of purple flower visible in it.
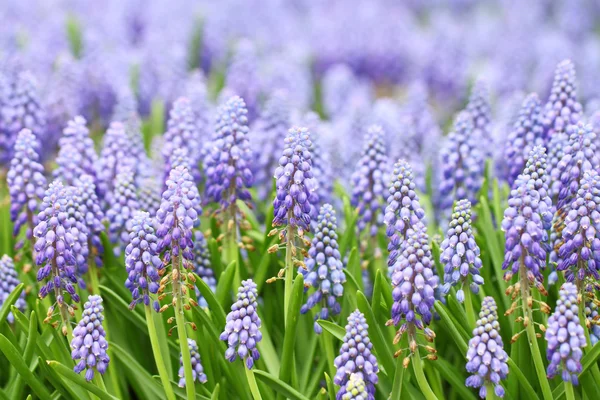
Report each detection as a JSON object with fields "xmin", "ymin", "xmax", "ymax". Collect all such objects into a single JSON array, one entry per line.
[{"xmin": 1, "ymin": 1, "xmax": 600, "ymax": 400}]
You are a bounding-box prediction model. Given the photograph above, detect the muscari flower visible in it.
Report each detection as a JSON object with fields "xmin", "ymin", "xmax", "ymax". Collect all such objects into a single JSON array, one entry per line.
[
  {"xmin": 300, "ymin": 204, "xmax": 346, "ymax": 333},
  {"xmin": 64, "ymin": 186, "xmax": 91, "ymax": 284},
  {"xmin": 106, "ymin": 168, "xmax": 140, "ymax": 256},
  {"xmin": 546, "ymin": 282, "xmax": 586, "ymax": 384},
  {"xmin": 178, "ymin": 338, "xmax": 207, "ymax": 387},
  {"xmin": 76, "ymin": 175, "xmax": 104, "ymax": 267},
  {"xmin": 351, "ymin": 125, "xmax": 389, "ymax": 237},
  {"xmin": 438, "ymin": 111, "xmax": 484, "ymax": 218},
  {"xmin": 390, "ymin": 223, "xmax": 438, "ymax": 331},
  {"xmin": 34, "ymin": 181, "xmax": 80, "ymax": 305},
  {"xmin": 547, "ymin": 132, "xmax": 569, "ymax": 201},
  {"xmin": 466, "ymin": 80, "xmax": 492, "ymax": 157},
  {"xmin": 125, "ymin": 211, "xmax": 163, "ymax": 311},
  {"xmin": 504, "ymin": 93, "xmax": 544, "ymax": 188},
  {"xmin": 220, "ymin": 279, "xmax": 262, "ymax": 369},
  {"xmin": 0, "ymin": 255, "xmax": 26, "ymax": 323},
  {"xmin": 162, "ymin": 97, "xmax": 201, "ymax": 183},
  {"xmin": 138, "ymin": 176, "xmax": 162, "ymax": 216},
  {"xmin": 54, "ymin": 116, "xmax": 98, "ymax": 186},
  {"xmin": 204, "ymin": 96, "xmax": 254, "ymax": 210},
  {"xmin": 156, "ymin": 166, "xmax": 202, "ymax": 263},
  {"xmin": 305, "ymin": 115, "xmax": 333, "ymax": 207},
  {"xmin": 541, "ymin": 59, "xmax": 582, "ymax": 141},
  {"xmin": 384, "ymin": 160, "xmax": 426, "ymax": 268},
  {"xmin": 440, "ymin": 199, "xmax": 484, "ymax": 302},
  {"xmin": 334, "ymin": 310, "xmax": 379, "ymax": 400},
  {"xmin": 273, "ymin": 127, "xmax": 318, "ymax": 231},
  {"xmin": 96, "ymin": 121, "xmax": 137, "ymax": 200},
  {"xmin": 193, "ymin": 231, "xmax": 216, "ymax": 308},
  {"xmin": 224, "ymin": 39, "xmax": 260, "ymax": 120},
  {"xmin": 556, "ymin": 170, "xmax": 600, "ymax": 283},
  {"xmin": 71, "ymin": 295, "xmax": 110, "ymax": 381},
  {"xmin": 183, "ymin": 70, "xmax": 211, "ymax": 139},
  {"xmin": 7, "ymin": 129, "xmax": 46, "ymax": 239},
  {"xmin": 502, "ymin": 146, "xmax": 553, "ymax": 283},
  {"xmin": 465, "ymin": 297, "xmax": 509, "ymax": 399},
  {"xmin": 340, "ymin": 373, "xmax": 368, "ymax": 400}
]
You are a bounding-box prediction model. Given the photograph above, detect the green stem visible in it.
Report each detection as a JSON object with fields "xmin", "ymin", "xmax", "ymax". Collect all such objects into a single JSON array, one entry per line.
[
  {"xmin": 463, "ymin": 287, "xmax": 476, "ymax": 330},
  {"xmin": 224, "ymin": 205, "xmax": 240, "ymax": 287},
  {"xmin": 519, "ymin": 263, "xmax": 552, "ymax": 400},
  {"xmin": 576, "ymin": 282, "xmax": 600, "ymax": 385},
  {"xmin": 87, "ymin": 240, "xmax": 101, "ymax": 295},
  {"xmin": 284, "ymin": 222, "xmax": 295, "ymax": 326},
  {"xmin": 409, "ymin": 329, "xmax": 438, "ymax": 400},
  {"xmin": 391, "ymin": 355, "xmax": 405, "ymax": 400},
  {"xmin": 245, "ymin": 367, "xmax": 263, "ymax": 400},
  {"xmin": 485, "ymin": 383, "xmax": 498, "ymax": 400},
  {"xmin": 51, "ymin": 257, "xmax": 73, "ymax": 338},
  {"xmin": 564, "ymin": 381, "xmax": 575, "ymax": 400},
  {"xmin": 172, "ymin": 251, "xmax": 195, "ymax": 399},
  {"xmin": 94, "ymin": 374, "xmax": 107, "ymax": 391},
  {"xmin": 145, "ymin": 305, "xmax": 176, "ymax": 400}
]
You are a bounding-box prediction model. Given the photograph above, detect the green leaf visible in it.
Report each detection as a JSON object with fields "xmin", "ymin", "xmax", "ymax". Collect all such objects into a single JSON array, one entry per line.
[
  {"xmin": 0, "ymin": 334, "xmax": 52, "ymax": 400},
  {"xmin": 216, "ymin": 260, "xmax": 237, "ymax": 305},
  {"xmin": 152, "ymin": 378, "xmax": 211, "ymax": 400},
  {"xmin": 339, "ymin": 197, "xmax": 358, "ymax": 257},
  {"xmin": 279, "ymin": 275, "xmax": 304, "ymax": 388},
  {"xmin": 0, "ymin": 283, "xmax": 24, "ymax": 328},
  {"xmin": 253, "ymin": 370, "xmax": 309, "ymax": 400},
  {"xmin": 10, "ymin": 310, "xmax": 39, "ymax": 399},
  {"xmin": 431, "ymin": 359, "xmax": 477, "ymax": 400},
  {"xmin": 316, "ymin": 320, "xmax": 344, "ymax": 341},
  {"xmin": 346, "ymin": 247, "xmax": 363, "ymax": 292},
  {"xmin": 434, "ymin": 301, "xmax": 469, "ymax": 351},
  {"xmin": 211, "ymin": 383, "xmax": 220, "ymax": 400},
  {"xmin": 37, "ymin": 357, "xmax": 84, "ymax": 400},
  {"xmin": 111, "ymin": 342, "xmax": 164, "ymax": 399},
  {"xmin": 99, "ymin": 285, "xmax": 146, "ymax": 330},
  {"xmin": 208, "ymin": 238, "xmax": 223, "ymax": 278},
  {"xmin": 506, "ymin": 358, "xmax": 539, "ymax": 400},
  {"xmin": 48, "ymin": 361, "xmax": 119, "ymax": 400},
  {"xmin": 324, "ymin": 373, "xmax": 335, "ymax": 400},
  {"xmin": 194, "ymin": 273, "xmax": 227, "ymax": 328}
]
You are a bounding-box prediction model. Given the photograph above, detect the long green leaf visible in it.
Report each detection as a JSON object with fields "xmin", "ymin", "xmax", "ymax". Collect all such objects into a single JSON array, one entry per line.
[
  {"xmin": 111, "ymin": 342, "xmax": 164, "ymax": 399},
  {"xmin": 99, "ymin": 285, "xmax": 146, "ymax": 330},
  {"xmin": 506, "ymin": 358, "xmax": 539, "ymax": 400},
  {"xmin": 211, "ymin": 383, "xmax": 220, "ymax": 400},
  {"xmin": 0, "ymin": 334, "xmax": 52, "ymax": 400},
  {"xmin": 194, "ymin": 273, "xmax": 227, "ymax": 328},
  {"xmin": 10, "ymin": 310, "xmax": 39, "ymax": 399},
  {"xmin": 324, "ymin": 373, "xmax": 335, "ymax": 400},
  {"xmin": 0, "ymin": 283, "xmax": 24, "ymax": 328},
  {"xmin": 216, "ymin": 260, "xmax": 236, "ymax": 305},
  {"xmin": 317, "ymin": 320, "xmax": 344, "ymax": 341},
  {"xmin": 253, "ymin": 370, "xmax": 309, "ymax": 400},
  {"xmin": 279, "ymin": 275, "xmax": 304, "ymax": 390},
  {"xmin": 432, "ymin": 359, "xmax": 477, "ymax": 400},
  {"xmin": 48, "ymin": 361, "xmax": 119, "ymax": 400}
]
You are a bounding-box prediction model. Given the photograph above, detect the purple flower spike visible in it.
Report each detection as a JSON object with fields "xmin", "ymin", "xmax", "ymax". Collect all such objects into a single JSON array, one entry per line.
[
  {"xmin": 138, "ymin": 176, "xmax": 162, "ymax": 216},
  {"xmin": 384, "ymin": 160, "xmax": 425, "ymax": 268},
  {"xmin": 502, "ymin": 146, "xmax": 552, "ymax": 283},
  {"xmin": 224, "ymin": 39, "xmax": 260, "ymax": 120},
  {"xmin": 7, "ymin": 129, "xmax": 46, "ymax": 239},
  {"xmin": 162, "ymin": 97, "xmax": 201, "ymax": 182},
  {"xmin": 33, "ymin": 181, "xmax": 80, "ymax": 304},
  {"xmin": 156, "ymin": 166, "xmax": 202, "ymax": 263},
  {"xmin": 96, "ymin": 122, "xmax": 137, "ymax": 200},
  {"xmin": 440, "ymin": 200, "xmax": 484, "ymax": 301},
  {"xmin": 390, "ymin": 223, "xmax": 438, "ymax": 330},
  {"xmin": 64, "ymin": 186, "xmax": 91, "ymax": 284},
  {"xmin": 465, "ymin": 297, "xmax": 509, "ymax": 399},
  {"xmin": 106, "ymin": 168, "xmax": 140, "ymax": 256},
  {"xmin": 193, "ymin": 231, "xmax": 216, "ymax": 308},
  {"xmin": 125, "ymin": 211, "xmax": 164, "ymax": 311},
  {"xmin": 545, "ymin": 282, "xmax": 586, "ymax": 384},
  {"xmin": 334, "ymin": 310, "xmax": 379, "ymax": 400},
  {"xmin": 339, "ymin": 373, "xmax": 368, "ymax": 400},
  {"xmin": 76, "ymin": 175, "xmax": 104, "ymax": 267},
  {"xmin": 547, "ymin": 132, "xmax": 569, "ymax": 201},
  {"xmin": 300, "ymin": 204, "xmax": 346, "ymax": 333},
  {"xmin": 178, "ymin": 339, "xmax": 207, "ymax": 387},
  {"xmin": 220, "ymin": 279, "xmax": 262, "ymax": 369},
  {"xmin": 272, "ymin": 127, "xmax": 318, "ymax": 231},
  {"xmin": 439, "ymin": 111, "xmax": 484, "ymax": 218},
  {"xmin": 205, "ymin": 96, "xmax": 254, "ymax": 210},
  {"xmin": 351, "ymin": 125, "xmax": 389, "ymax": 237},
  {"xmin": 541, "ymin": 60, "xmax": 582, "ymax": 141},
  {"xmin": 71, "ymin": 295, "xmax": 110, "ymax": 381},
  {"xmin": 0, "ymin": 255, "xmax": 26, "ymax": 323},
  {"xmin": 556, "ymin": 171, "xmax": 600, "ymax": 282},
  {"xmin": 504, "ymin": 93, "xmax": 545, "ymax": 188},
  {"xmin": 0, "ymin": 71, "xmax": 46, "ymax": 163},
  {"xmin": 54, "ymin": 116, "xmax": 98, "ymax": 186},
  {"xmin": 466, "ymin": 80, "xmax": 492, "ymax": 157}
]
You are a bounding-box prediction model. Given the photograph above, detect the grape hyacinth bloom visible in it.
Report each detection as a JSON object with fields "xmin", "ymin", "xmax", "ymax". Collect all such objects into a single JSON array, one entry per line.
[
  {"xmin": 162, "ymin": 97, "xmax": 201, "ymax": 182},
  {"xmin": 384, "ymin": 160, "xmax": 426, "ymax": 268},
  {"xmin": 76, "ymin": 175, "xmax": 104, "ymax": 268},
  {"xmin": 193, "ymin": 231, "xmax": 216, "ymax": 308},
  {"xmin": 220, "ymin": 279, "xmax": 262, "ymax": 369},
  {"xmin": 545, "ymin": 282, "xmax": 586, "ymax": 384},
  {"xmin": 389, "ymin": 223, "xmax": 438, "ymax": 332},
  {"xmin": 71, "ymin": 295, "xmax": 110, "ymax": 381},
  {"xmin": 440, "ymin": 200, "xmax": 484, "ymax": 302},
  {"xmin": 96, "ymin": 121, "xmax": 137, "ymax": 200},
  {"xmin": 351, "ymin": 125, "xmax": 389, "ymax": 237},
  {"xmin": 224, "ymin": 39, "xmax": 260, "ymax": 120},
  {"xmin": 466, "ymin": 80, "xmax": 492, "ymax": 157},
  {"xmin": 7, "ymin": 129, "xmax": 46, "ymax": 240},
  {"xmin": 300, "ymin": 204, "xmax": 346, "ymax": 333},
  {"xmin": 0, "ymin": 255, "xmax": 26, "ymax": 323},
  {"xmin": 125, "ymin": 211, "xmax": 163, "ymax": 311},
  {"xmin": 438, "ymin": 112, "xmax": 484, "ymax": 219},
  {"xmin": 547, "ymin": 132, "xmax": 569, "ymax": 201},
  {"xmin": 334, "ymin": 310, "xmax": 379, "ymax": 400},
  {"xmin": 178, "ymin": 339, "xmax": 207, "ymax": 387},
  {"xmin": 34, "ymin": 181, "xmax": 80, "ymax": 333},
  {"xmin": 504, "ymin": 93, "xmax": 544, "ymax": 187},
  {"xmin": 138, "ymin": 176, "xmax": 162, "ymax": 215},
  {"xmin": 502, "ymin": 146, "xmax": 553, "ymax": 283},
  {"xmin": 556, "ymin": 171, "xmax": 600, "ymax": 282},
  {"xmin": 106, "ymin": 168, "xmax": 140, "ymax": 256},
  {"xmin": 54, "ymin": 116, "xmax": 98, "ymax": 186},
  {"xmin": 465, "ymin": 297, "xmax": 509, "ymax": 399},
  {"xmin": 64, "ymin": 186, "xmax": 91, "ymax": 284},
  {"xmin": 272, "ymin": 127, "xmax": 317, "ymax": 231},
  {"xmin": 541, "ymin": 60, "xmax": 582, "ymax": 141},
  {"xmin": 339, "ymin": 373, "xmax": 368, "ymax": 400},
  {"xmin": 584, "ymin": 299, "xmax": 600, "ymax": 346},
  {"xmin": 204, "ymin": 96, "xmax": 254, "ymax": 210}
]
